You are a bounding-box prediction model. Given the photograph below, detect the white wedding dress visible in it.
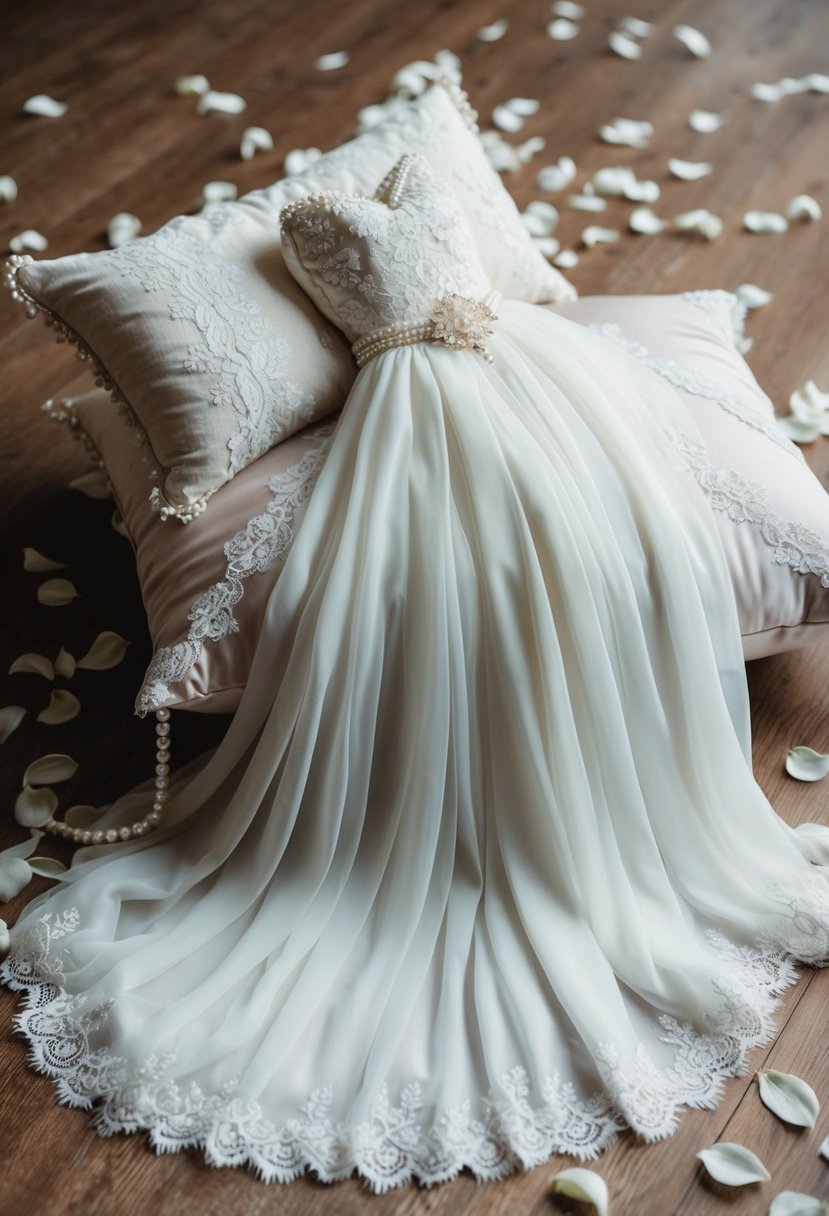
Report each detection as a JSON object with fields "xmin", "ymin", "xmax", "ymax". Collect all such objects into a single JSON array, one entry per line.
[{"xmin": 3, "ymin": 154, "xmax": 829, "ymax": 1191}]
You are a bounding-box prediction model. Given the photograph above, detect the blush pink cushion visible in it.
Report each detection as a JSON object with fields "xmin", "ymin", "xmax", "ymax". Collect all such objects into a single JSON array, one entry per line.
[{"xmin": 58, "ymin": 289, "xmax": 829, "ymax": 715}]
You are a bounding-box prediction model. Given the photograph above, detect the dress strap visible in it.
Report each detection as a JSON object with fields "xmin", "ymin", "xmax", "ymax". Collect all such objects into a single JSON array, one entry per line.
[{"xmin": 352, "ymin": 291, "xmax": 500, "ymax": 367}]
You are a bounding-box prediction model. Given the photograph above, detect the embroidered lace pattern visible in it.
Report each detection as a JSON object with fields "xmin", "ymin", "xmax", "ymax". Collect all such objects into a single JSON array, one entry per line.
[
  {"xmin": 681, "ymin": 289, "xmax": 750, "ymax": 352},
  {"xmin": 135, "ymin": 426, "xmax": 333, "ymax": 715},
  {"xmin": 2, "ymin": 879, "xmax": 826, "ymax": 1190}
]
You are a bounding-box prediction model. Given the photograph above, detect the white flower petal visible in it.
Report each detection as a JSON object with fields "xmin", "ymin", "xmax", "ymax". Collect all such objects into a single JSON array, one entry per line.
[
  {"xmin": 533, "ymin": 236, "xmax": 561, "ymax": 258},
  {"xmin": 15, "ymin": 786, "xmax": 58, "ymax": 828},
  {"xmin": 550, "ymin": 1167, "xmax": 609, "ymax": 1216},
  {"xmin": 106, "ymin": 212, "xmax": 141, "ymax": 249},
  {"xmin": 536, "ymin": 158, "xmax": 577, "ymax": 192},
  {"xmin": 22, "ymin": 753, "xmax": 78, "ymax": 786},
  {"xmin": 516, "ymin": 136, "xmax": 546, "ymax": 165},
  {"xmin": 0, "ymin": 856, "xmax": 33, "ymax": 902},
  {"xmin": 54, "ymin": 647, "xmax": 76, "ymax": 680},
  {"xmin": 820, "ymin": 1133, "xmax": 829, "ymax": 1162},
  {"xmin": 477, "ymin": 18, "xmax": 509, "ymax": 41},
  {"xmin": 674, "ymin": 23, "xmax": 711, "ymax": 57},
  {"xmin": 492, "ymin": 104, "xmax": 525, "ymax": 133},
  {"xmin": 0, "ymin": 176, "xmax": 18, "ymax": 203},
  {"xmin": 689, "ymin": 108, "xmax": 725, "ymax": 133},
  {"xmin": 752, "ymin": 81, "xmax": 784, "ymax": 103},
  {"xmin": 68, "ymin": 470, "xmax": 111, "ymax": 498},
  {"xmin": 0, "ymin": 706, "xmax": 26, "ymax": 743},
  {"xmin": 785, "ymin": 746, "xmax": 829, "ymax": 781},
  {"xmin": 548, "ymin": 18, "xmax": 580, "ymax": 40},
  {"xmin": 9, "ymin": 229, "xmax": 48, "ymax": 253},
  {"xmin": 769, "ymin": 1191, "xmax": 828, "ymax": 1216},
  {"xmin": 37, "ymin": 690, "xmax": 81, "ymax": 725},
  {"xmin": 779, "ymin": 76, "xmax": 811, "ymax": 96},
  {"xmin": 630, "ymin": 207, "xmax": 666, "ymax": 233},
  {"xmin": 600, "ymin": 117, "xmax": 653, "ymax": 147},
  {"xmin": 624, "ymin": 178, "xmax": 660, "ymax": 203},
  {"xmin": 674, "ymin": 209, "xmax": 723, "ymax": 239},
  {"xmin": 0, "ymin": 920, "xmax": 9, "ymax": 956},
  {"xmin": 567, "ymin": 194, "xmax": 607, "ymax": 212},
  {"xmin": 240, "ymin": 126, "xmax": 273, "ymax": 160},
  {"xmin": 617, "ymin": 16, "xmax": 653, "ymax": 37},
  {"xmin": 433, "ymin": 49, "xmax": 462, "ymax": 81},
  {"xmin": 22, "ymin": 94, "xmax": 67, "ymax": 117},
  {"xmin": 554, "ymin": 250, "xmax": 579, "ymax": 268},
  {"xmin": 758, "ymin": 1070, "xmax": 820, "ymax": 1128},
  {"xmin": 9, "ymin": 653, "xmax": 54, "ymax": 680},
  {"xmin": 314, "ymin": 51, "xmax": 349, "ymax": 71},
  {"xmin": 175, "ymin": 74, "xmax": 210, "ymax": 96},
  {"xmin": 609, "ymin": 30, "xmax": 641, "ymax": 58},
  {"xmin": 196, "ymin": 90, "xmax": 246, "ymax": 115},
  {"xmin": 283, "ymin": 147, "xmax": 322, "ymax": 176},
  {"xmin": 736, "ymin": 283, "xmax": 774, "ymax": 309},
  {"xmin": 522, "ymin": 200, "xmax": 560, "ymax": 237},
  {"xmin": 581, "ymin": 225, "xmax": 621, "ymax": 247},
  {"xmin": 21, "ymin": 547, "xmax": 67, "ymax": 572},
  {"xmin": 776, "ymin": 416, "xmax": 821, "ymax": 443},
  {"xmin": 506, "ymin": 97, "xmax": 540, "ymax": 117},
  {"xmin": 786, "ymin": 194, "xmax": 822, "ymax": 222},
  {"xmin": 201, "ymin": 180, "xmax": 238, "ymax": 205},
  {"xmin": 808, "ymin": 73, "xmax": 829, "ymax": 93},
  {"xmin": 696, "ymin": 1143, "xmax": 771, "ymax": 1186},
  {"xmin": 590, "ymin": 165, "xmax": 637, "ymax": 196},
  {"xmin": 789, "ymin": 379, "xmax": 829, "ymax": 420},
  {"xmin": 76, "ymin": 631, "xmax": 130, "ymax": 671},
  {"xmin": 552, "ymin": 1, "xmax": 585, "ymax": 17},
  {"xmin": 668, "ymin": 158, "xmax": 713, "ymax": 180},
  {"xmin": 36, "ymin": 578, "xmax": 78, "ymax": 607},
  {"xmin": 27, "ymin": 857, "xmax": 67, "ymax": 879},
  {"xmin": 744, "ymin": 210, "xmax": 789, "ymax": 234}
]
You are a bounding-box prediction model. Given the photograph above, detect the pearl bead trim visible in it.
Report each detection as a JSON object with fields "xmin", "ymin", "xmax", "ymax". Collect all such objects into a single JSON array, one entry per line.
[
  {"xmin": 352, "ymin": 292, "xmax": 500, "ymax": 367},
  {"xmin": 42, "ymin": 709, "xmax": 172, "ymax": 845}
]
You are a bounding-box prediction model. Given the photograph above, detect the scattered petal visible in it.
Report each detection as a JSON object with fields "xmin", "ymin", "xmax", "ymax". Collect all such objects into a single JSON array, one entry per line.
[
  {"xmin": 64, "ymin": 805, "xmax": 100, "ymax": 828},
  {"xmin": 14, "ymin": 786, "xmax": 58, "ymax": 828},
  {"xmin": 674, "ymin": 208, "xmax": 723, "ymax": 239},
  {"xmin": 582, "ymin": 225, "xmax": 621, "ymax": 247},
  {"xmin": 433, "ymin": 48, "xmax": 462, "ymax": 82},
  {"xmin": 240, "ymin": 126, "xmax": 273, "ymax": 160},
  {"xmin": 201, "ymin": 180, "xmax": 238, "ymax": 204},
  {"xmin": 697, "ymin": 1143, "xmax": 771, "ymax": 1186},
  {"xmin": 54, "ymin": 647, "xmax": 76, "ymax": 680},
  {"xmin": 554, "ymin": 249, "xmax": 579, "ymax": 268},
  {"xmin": 820, "ymin": 1133, "xmax": 829, "ymax": 1161},
  {"xmin": 37, "ymin": 690, "xmax": 81, "ymax": 725},
  {"xmin": 106, "ymin": 212, "xmax": 141, "ymax": 248},
  {"xmin": 480, "ymin": 130, "xmax": 545, "ymax": 173},
  {"xmin": 689, "ymin": 108, "xmax": 725, "ymax": 133},
  {"xmin": 787, "ymin": 194, "xmax": 822, "ymax": 222},
  {"xmin": 548, "ymin": 18, "xmax": 580, "ymax": 40},
  {"xmin": 283, "ymin": 147, "xmax": 322, "ymax": 175},
  {"xmin": 758, "ymin": 1070, "xmax": 820, "ymax": 1128},
  {"xmin": 785, "ymin": 746, "xmax": 829, "ymax": 781},
  {"xmin": 674, "ymin": 23, "xmax": 711, "ymax": 57},
  {"xmin": 600, "ymin": 117, "xmax": 653, "ymax": 148},
  {"xmin": 21, "ymin": 547, "xmax": 67, "ymax": 572},
  {"xmin": 0, "ymin": 706, "xmax": 26, "ymax": 743},
  {"xmin": 630, "ymin": 207, "xmax": 666, "ymax": 233},
  {"xmin": 744, "ymin": 210, "xmax": 789, "ymax": 234},
  {"xmin": 533, "ymin": 236, "xmax": 561, "ymax": 258},
  {"xmin": 37, "ymin": 578, "xmax": 78, "ymax": 607},
  {"xmin": 505, "ymin": 97, "xmax": 540, "ymax": 117},
  {"xmin": 736, "ymin": 283, "xmax": 774, "ymax": 309},
  {"xmin": 521, "ymin": 200, "xmax": 560, "ymax": 236},
  {"xmin": 590, "ymin": 165, "xmax": 637, "ymax": 196},
  {"xmin": 9, "ymin": 229, "xmax": 48, "ymax": 253},
  {"xmin": 315, "ymin": 51, "xmax": 349, "ymax": 71},
  {"xmin": 0, "ymin": 919, "xmax": 9, "ymax": 956},
  {"xmin": 624, "ymin": 178, "xmax": 660, "ymax": 203},
  {"xmin": 668, "ymin": 158, "xmax": 713, "ymax": 180},
  {"xmin": 477, "ymin": 18, "xmax": 509, "ymax": 41},
  {"xmin": 789, "ymin": 380, "xmax": 829, "ymax": 424},
  {"xmin": 68, "ymin": 470, "xmax": 111, "ymax": 498},
  {"xmin": 609, "ymin": 30, "xmax": 641, "ymax": 58},
  {"xmin": 0, "ymin": 176, "xmax": 18, "ymax": 203},
  {"xmin": 567, "ymin": 194, "xmax": 607, "ymax": 212},
  {"xmin": 776, "ymin": 416, "xmax": 821, "ymax": 443},
  {"xmin": 23, "ymin": 753, "xmax": 78, "ymax": 786},
  {"xmin": 9, "ymin": 653, "xmax": 54, "ymax": 680},
  {"xmin": 808, "ymin": 72, "xmax": 829, "ymax": 93},
  {"xmin": 76, "ymin": 631, "xmax": 130, "ymax": 671},
  {"xmin": 536, "ymin": 157, "xmax": 577, "ymax": 192},
  {"xmin": 27, "ymin": 857, "xmax": 67, "ymax": 879},
  {"xmin": 196, "ymin": 90, "xmax": 246, "ymax": 115},
  {"xmin": 22, "ymin": 94, "xmax": 67, "ymax": 117},
  {"xmin": 550, "ymin": 1167, "xmax": 609, "ymax": 1216},
  {"xmin": 552, "ymin": 1, "xmax": 585, "ymax": 17},
  {"xmin": 492, "ymin": 104, "xmax": 525, "ymax": 133},
  {"xmin": 769, "ymin": 1191, "xmax": 828, "ymax": 1216},
  {"xmin": 617, "ymin": 16, "xmax": 653, "ymax": 37},
  {"xmin": 175, "ymin": 74, "xmax": 210, "ymax": 96},
  {"xmin": 0, "ymin": 836, "xmax": 38, "ymax": 902}
]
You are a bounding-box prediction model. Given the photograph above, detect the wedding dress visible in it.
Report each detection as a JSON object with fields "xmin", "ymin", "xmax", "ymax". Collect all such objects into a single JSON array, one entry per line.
[{"xmin": 3, "ymin": 153, "xmax": 829, "ymax": 1191}]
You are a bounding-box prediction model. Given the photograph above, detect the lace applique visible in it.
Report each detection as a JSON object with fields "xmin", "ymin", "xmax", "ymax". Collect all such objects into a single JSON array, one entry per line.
[
  {"xmin": 681, "ymin": 289, "xmax": 749, "ymax": 352},
  {"xmin": 591, "ymin": 323, "xmax": 801, "ymax": 461},
  {"xmin": 135, "ymin": 427, "xmax": 333, "ymax": 715},
  {"xmin": 2, "ymin": 882, "xmax": 825, "ymax": 1190},
  {"xmin": 667, "ymin": 427, "xmax": 829, "ymax": 589}
]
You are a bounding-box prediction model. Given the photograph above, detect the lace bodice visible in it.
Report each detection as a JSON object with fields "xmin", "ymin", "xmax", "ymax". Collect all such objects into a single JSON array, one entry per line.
[{"xmin": 280, "ymin": 154, "xmax": 494, "ymax": 348}]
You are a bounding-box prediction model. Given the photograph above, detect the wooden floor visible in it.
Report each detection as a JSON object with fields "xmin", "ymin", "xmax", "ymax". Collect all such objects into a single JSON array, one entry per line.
[{"xmin": 1, "ymin": 0, "xmax": 829, "ymax": 1212}]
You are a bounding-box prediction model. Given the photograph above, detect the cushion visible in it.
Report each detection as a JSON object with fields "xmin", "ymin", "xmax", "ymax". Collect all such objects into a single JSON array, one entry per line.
[
  {"xmin": 5, "ymin": 82, "xmax": 574, "ymax": 525},
  {"xmin": 54, "ymin": 289, "xmax": 829, "ymax": 716}
]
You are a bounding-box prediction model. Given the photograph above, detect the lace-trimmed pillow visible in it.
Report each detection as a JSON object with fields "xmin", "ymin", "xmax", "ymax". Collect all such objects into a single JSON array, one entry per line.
[
  {"xmin": 55, "ymin": 291, "xmax": 829, "ymax": 717},
  {"xmin": 5, "ymin": 82, "xmax": 573, "ymax": 526}
]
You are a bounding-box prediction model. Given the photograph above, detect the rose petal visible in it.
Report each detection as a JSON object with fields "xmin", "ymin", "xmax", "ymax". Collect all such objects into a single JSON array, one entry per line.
[
  {"xmin": 15, "ymin": 786, "xmax": 58, "ymax": 828},
  {"xmin": 744, "ymin": 210, "xmax": 789, "ymax": 234},
  {"xmin": 240, "ymin": 126, "xmax": 273, "ymax": 160},
  {"xmin": 553, "ymin": 250, "xmax": 579, "ymax": 268},
  {"xmin": 674, "ymin": 209, "xmax": 723, "ymax": 239},
  {"xmin": 0, "ymin": 920, "xmax": 9, "ymax": 956},
  {"xmin": 0, "ymin": 176, "xmax": 18, "ymax": 203},
  {"xmin": 492, "ymin": 104, "xmax": 525, "ymax": 133},
  {"xmin": 617, "ymin": 16, "xmax": 653, "ymax": 37},
  {"xmin": 0, "ymin": 706, "xmax": 26, "ymax": 744},
  {"xmin": 283, "ymin": 147, "xmax": 322, "ymax": 176},
  {"xmin": 581, "ymin": 225, "xmax": 621, "ymax": 247},
  {"xmin": 630, "ymin": 207, "xmax": 666, "ymax": 234},
  {"xmin": 786, "ymin": 194, "xmax": 822, "ymax": 222},
  {"xmin": 505, "ymin": 97, "xmax": 540, "ymax": 117},
  {"xmin": 548, "ymin": 18, "xmax": 580, "ymax": 40},
  {"xmin": 175, "ymin": 74, "xmax": 210, "ymax": 96},
  {"xmin": 54, "ymin": 647, "xmax": 76, "ymax": 680},
  {"xmin": 0, "ymin": 856, "xmax": 33, "ymax": 902},
  {"xmin": 609, "ymin": 30, "xmax": 641, "ymax": 58},
  {"xmin": 27, "ymin": 857, "xmax": 67, "ymax": 879},
  {"xmin": 37, "ymin": 579, "xmax": 78, "ymax": 607},
  {"xmin": 757, "ymin": 1069, "xmax": 820, "ymax": 1128},
  {"xmin": 477, "ymin": 18, "xmax": 509, "ymax": 41},
  {"xmin": 550, "ymin": 1168, "xmax": 609, "ymax": 1216},
  {"xmin": 600, "ymin": 117, "xmax": 653, "ymax": 148},
  {"xmin": 314, "ymin": 51, "xmax": 349, "ymax": 71},
  {"xmin": 9, "ymin": 230, "xmax": 48, "ymax": 253},
  {"xmin": 776, "ymin": 416, "xmax": 821, "ymax": 443},
  {"xmin": 820, "ymin": 1133, "xmax": 829, "ymax": 1162},
  {"xmin": 567, "ymin": 194, "xmax": 607, "ymax": 212},
  {"xmin": 22, "ymin": 94, "xmax": 67, "ymax": 117},
  {"xmin": 689, "ymin": 108, "xmax": 725, "ymax": 133},
  {"xmin": 696, "ymin": 1143, "xmax": 770, "ymax": 1186},
  {"xmin": 552, "ymin": 1, "xmax": 585, "ymax": 17},
  {"xmin": 106, "ymin": 212, "xmax": 141, "ymax": 248},
  {"xmin": 533, "ymin": 236, "xmax": 561, "ymax": 258},
  {"xmin": 37, "ymin": 690, "xmax": 81, "ymax": 725},
  {"xmin": 752, "ymin": 81, "xmax": 784, "ymax": 102},
  {"xmin": 21, "ymin": 547, "xmax": 67, "ymax": 572},
  {"xmin": 674, "ymin": 23, "xmax": 711, "ymax": 57},
  {"xmin": 736, "ymin": 283, "xmax": 774, "ymax": 309},
  {"xmin": 769, "ymin": 1192, "xmax": 827, "ymax": 1216},
  {"xmin": 9, "ymin": 653, "xmax": 54, "ymax": 679},
  {"xmin": 590, "ymin": 165, "xmax": 637, "ymax": 196},
  {"xmin": 76, "ymin": 631, "xmax": 130, "ymax": 671},
  {"xmin": 22, "ymin": 753, "xmax": 78, "ymax": 786},
  {"xmin": 624, "ymin": 178, "xmax": 660, "ymax": 203},
  {"xmin": 536, "ymin": 158, "xmax": 577, "ymax": 192},
  {"xmin": 68, "ymin": 470, "xmax": 111, "ymax": 499},
  {"xmin": 668, "ymin": 158, "xmax": 713, "ymax": 180},
  {"xmin": 196, "ymin": 90, "xmax": 246, "ymax": 115},
  {"xmin": 785, "ymin": 746, "xmax": 829, "ymax": 781},
  {"xmin": 201, "ymin": 180, "xmax": 238, "ymax": 204}
]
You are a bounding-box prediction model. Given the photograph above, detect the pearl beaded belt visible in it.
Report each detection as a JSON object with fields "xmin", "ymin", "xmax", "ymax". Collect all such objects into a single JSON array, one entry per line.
[{"xmin": 352, "ymin": 291, "xmax": 500, "ymax": 367}]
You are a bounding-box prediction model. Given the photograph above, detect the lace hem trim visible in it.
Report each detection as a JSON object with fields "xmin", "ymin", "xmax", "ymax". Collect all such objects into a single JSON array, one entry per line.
[
  {"xmin": 1, "ymin": 880, "xmax": 827, "ymax": 1190},
  {"xmin": 134, "ymin": 425, "xmax": 334, "ymax": 716}
]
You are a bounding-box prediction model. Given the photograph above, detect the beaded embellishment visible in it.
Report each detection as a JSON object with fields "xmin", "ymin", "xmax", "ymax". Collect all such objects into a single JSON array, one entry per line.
[{"xmin": 352, "ymin": 292, "xmax": 499, "ymax": 367}]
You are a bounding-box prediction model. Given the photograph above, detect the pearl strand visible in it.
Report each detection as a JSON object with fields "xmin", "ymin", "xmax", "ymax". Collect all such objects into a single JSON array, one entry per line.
[
  {"xmin": 44, "ymin": 709, "xmax": 172, "ymax": 846},
  {"xmin": 352, "ymin": 319, "xmax": 434, "ymax": 366}
]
